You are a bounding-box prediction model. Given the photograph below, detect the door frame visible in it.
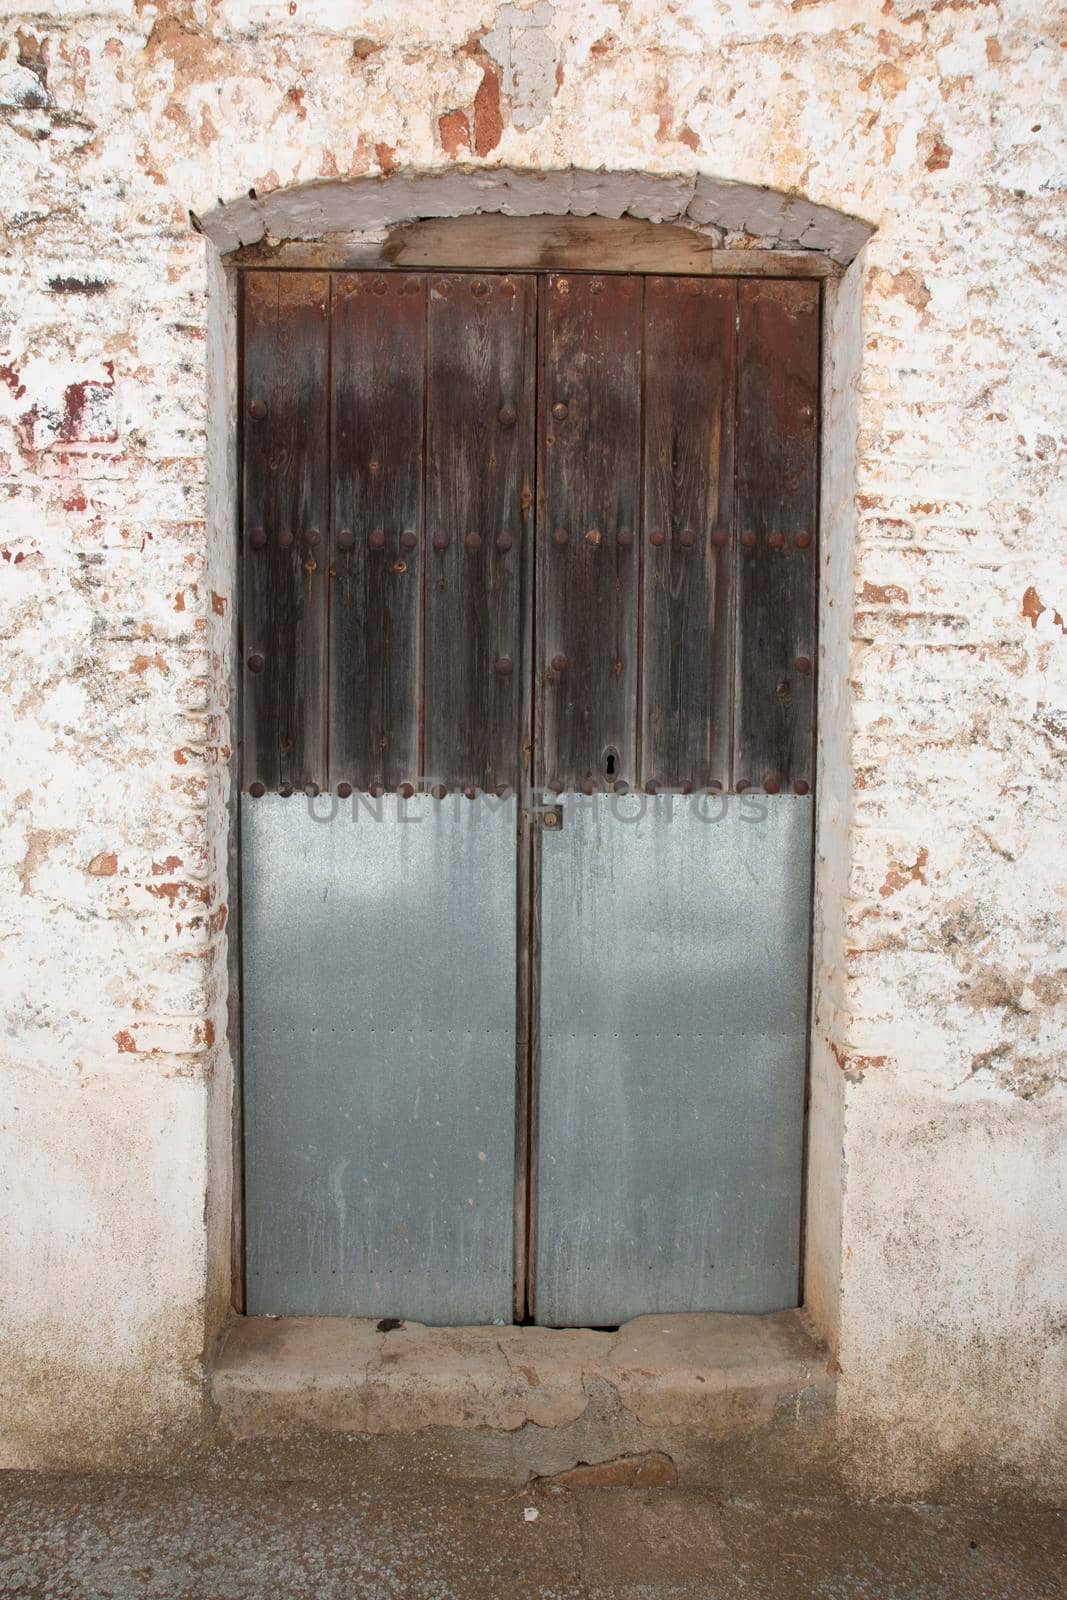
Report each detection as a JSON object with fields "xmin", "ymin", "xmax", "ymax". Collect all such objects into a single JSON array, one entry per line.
[{"xmin": 226, "ymin": 214, "xmax": 833, "ymax": 1325}]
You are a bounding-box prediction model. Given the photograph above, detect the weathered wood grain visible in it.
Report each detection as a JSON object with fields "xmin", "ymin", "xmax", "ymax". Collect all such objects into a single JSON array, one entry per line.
[
  {"xmin": 538, "ymin": 274, "xmax": 643, "ymax": 791},
  {"xmin": 641, "ymin": 276, "xmax": 737, "ymax": 791},
  {"xmin": 241, "ymin": 270, "xmax": 330, "ymax": 793},
  {"xmin": 733, "ymin": 279, "xmax": 820, "ymax": 793},
  {"xmin": 425, "ymin": 274, "xmax": 535, "ymax": 792},
  {"xmin": 329, "ymin": 272, "xmax": 426, "ymax": 791}
]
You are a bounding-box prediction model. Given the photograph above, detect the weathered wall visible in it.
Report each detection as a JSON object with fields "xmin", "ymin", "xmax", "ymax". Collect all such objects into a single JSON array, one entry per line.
[{"xmin": 0, "ymin": 0, "xmax": 1064, "ymax": 1496}]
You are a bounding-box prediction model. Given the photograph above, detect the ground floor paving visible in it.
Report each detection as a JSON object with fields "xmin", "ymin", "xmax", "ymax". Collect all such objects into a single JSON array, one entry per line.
[{"xmin": 0, "ymin": 1471, "xmax": 1062, "ymax": 1599}]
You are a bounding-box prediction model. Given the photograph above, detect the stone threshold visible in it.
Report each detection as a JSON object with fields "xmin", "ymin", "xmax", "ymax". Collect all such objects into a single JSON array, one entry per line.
[{"xmin": 211, "ymin": 1309, "xmax": 833, "ymax": 1441}]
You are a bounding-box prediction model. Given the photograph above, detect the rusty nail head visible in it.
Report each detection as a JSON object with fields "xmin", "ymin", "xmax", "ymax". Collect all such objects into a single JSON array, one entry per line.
[
  {"xmin": 247, "ymin": 651, "xmax": 265, "ymax": 673},
  {"xmin": 304, "ymin": 783, "xmax": 319, "ymax": 798},
  {"xmin": 736, "ymin": 780, "xmax": 750, "ymax": 793},
  {"xmin": 768, "ymin": 531, "xmax": 785, "ymax": 550},
  {"xmin": 552, "ymin": 402, "xmax": 568, "ymax": 420},
  {"xmin": 794, "ymin": 778, "xmax": 811, "ymax": 795},
  {"xmin": 495, "ymin": 656, "xmax": 513, "ymax": 677},
  {"xmin": 548, "ymin": 780, "xmax": 563, "ymax": 795},
  {"xmin": 400, "ymin": 529, "xmax": 417, "ymax": 551},
  {"xmin": 463, "ymin": 786, "xmax": 477, "ymax": 800},
  {"xmin": 471, "ymin": 280, "xmax": 488, "ymax": 297},
  {"xmin": 249, "ymin": 527, "xmax": 266, "ymax": 549},
  {"xmin": 646, "ymin": 781, "xmax": 658, "ymax": 795},
  {"xmin": 278, "ymin": 529, "xmax": 293, "ymax": 548},
  {"xmin": 248, "ymin": 399, "xmax": 266, "ymax": 418},
  {"xmin": 707, "ymin": 780, "xmax": 723, "ymax": 793},
  {"xmin": 553, "ymin": 527, "xmax": 569, "ymax": 546},
  {"xmin": 432, "ymin": 533, "xmax": 448, "ymax": 552},
  {"xmin": 433, "ymin": 784, "xmax": 447, "ymax": 800},
  {"xmin": 618, "ymin": 529, "xmax": 634, "ymax": 547},
  {"xmin": 795, "ymin": 532, "xmax": 813, "ymax": 549},
  {"xmin": 711, "ymin": 529, "xmax": 728, "ymax": 548},
  {"xmin": 740, "ymin": 531, "xmax": 757, "ymax": 548},
  {"xmin": 581, "ymin": 779, "xmax": 595, "ymax": 795},
  {"xmin": 305, "ymin": 528, "xmax": 320, "ymax": 547},
  {"xmin": 650, "ymin": 530, "xmax": 666, "ymax": 547},
  {"xmin": 495, "ymin": 532, "xmax": 513, "ymax": 552},
  {"xmin": 551, "ymin": 654, "xmax": 568, "ymax": 673},
  {"xmin": 279, "ymin": 784, "xmax": 293, "ymax": 798},
  {"xmin": 585, "ymin": 528, "xmax": 602, "ymax": 546},
  {"xmin": 369, "ymin": 528, "xmax": 385, "ymax": 550},
  {"xmin": 496, "ymin": 784, "xmax": 511, "ymax": 799},
  {"xmin": 399, "ymin": 782, "xmax": 414, "ymax": 799},
  {"xmin": 464, "ymin": 531, "xmax": 482, "ymax": 551},
  {"xmin": 764, "ymin": 777, "xmax": 781, "ymax": 794},
  {"xmin": 337, "ymin": 781, "xmax": 353, "ymax": 799},
  {"xmin": 796, "ymin": 655, "xmax": 812, "ymax": 674},
  {"xmin": 248, "ymin": 780, "xmax": 265, "ymax": 798},
  {"xmin": 613, "ymin": 780, "xmax": 628, "ymax": 794},
  {"xmin": 337, "ymin": 528, "xmax": 355, "ymax": 551},
  {"xmin": 498, "ymin": 404, "xmax": 517, "ymax": 427},
  {"xmin": 679, "ymin": 529, "xmax": 696, "ymax": 548}
]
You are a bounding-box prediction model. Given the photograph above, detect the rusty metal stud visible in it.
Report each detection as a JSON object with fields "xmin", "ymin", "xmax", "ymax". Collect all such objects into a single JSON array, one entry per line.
[
  {"xmin": 304, "ymin": 782, "xmax": 320, "ymax": 798},
  {"xmin": 278, "ymin": 529, "xmax": 293, "ymax": 548},
  {"xmin": 305, "ymin": 528, "xmax": 320, "ymax": 547},
  {"xmin": 767, "ymin": 531, "xmax": 785, "ymax": 550},
  {"xmin": 279, "ymin": 784, "xmax": 294, "ymax": 798},
  {"xmin": 795, "ymin": 655, "xmax": 812, "ymax": 674},
  {"xmin": 247, "ymin": 651, "xmax": 265, "ymax": 674},
  {"xmin": 367, "ymin": 785, "xmax": 380, "ymax": 798},
  {"xmin": 337, "ymin": 528, "xmax": 355, "ymax": 551},
  {"xmin": 581, "ymin": 778, "xmax": 595, "ymax": 795},
  {"xmin": 496, "ymin": 784, "xmax": 511, "ymax": 799},
  {"xmin": 432, "ymin": 532, "xmax": 449, "ymax": 553},
  {"xmin": 711, "ymin": 529, "xmax": 728, "ymax": 548},
  {"xmin": 681, "ymin": 780, "xmax": 694, "ymax": 795},
  {"xmin": 463, "ymin": 786, "xmax": 477, "ymax": 800},
  {"xmin": 706, "ymin": 780, "xmax": 723, "ymax": 793},
  {"xmin": 400, "ymin": 529, "xmax": 417, "ymax": 551},
  {"xmin": 248, "ymin": 399, "xmax": 266, "ymax": 419},
  {"xmin": 432, "ymin": 783, "xmax": 448, "ymax": 800},
  {"xmin": 553, "ymin": 526, "xmax": 569, "ymax": 546},
  {"xmin": 794, "ymin": 779, "xmax": 811, "ymax": 796},
  {"xmin": 498, "ymin": 403, "xmax": 516, "ymax": 427},
  {"xmin": 369, "ymin": 528, "xmax": 386, "ymax": 550},
  {"xmin": 650, "ymin": 530, "xmax": 667, "ymax": 547},
  {"xmin": 740, "ymin": 531, "xmax": 757, "ymax": 548},
  {"xmin": 550, "ymin": 654, "xmax": 568, "ymax": 674},
  {"xmin": 494, "ymin": 656, "xmax": 514, "ymax": 678},
  {"xmin": 764, "ymin": 777, "xmax": 781, "ymax": 795},
  {"xmin": 248, "ymin": 780, "xmax": 265, "ymax": 798},
  {"xmin": 736, "ymin": 779, "xmax": 750, "ymax": 793},
  {"xmin": 795, "ymin": 532, "xmax": 813, "ymax": 549},
  {"xmin": 645, "ymin": 781, "xmax": 658, "ymax": 796},
  {"xmin": 337, "ymin": 781, "xmax": 353, "ymax": 799},
  {"xmin": 495, "ymin": 532, "xmax": 513, "ymax": 552},
  {"xmin": 464, "ymin": 531, "xmax": 482, "ymax": 552},
  {"xmin": 551, "ymin": 401, "xmax": 568, "ymax": 421},
  {"xmin": 617, "ymin": 528, "xmax": 634, "ymax": 547},
  {"xmin": 249, "ymin": 527, "xmax": 267, "ymax": 549},
  {"xmin": 679, "ymin": 529, "xmax": 696, "ymax": 548},
  {"xmin": 398, "ymin": 782, "xmax": 415, "ymax": 799},
  {"xmin": 585, "ymin": 528, "xmax": 602, "ymax": 546},
  {"xmin": 471, "ymin": 279, "xmax": 488, "ymax": 297},
  {"xmin": 613, "ymin": 780, "xmax": 629, "ymax": 795}
]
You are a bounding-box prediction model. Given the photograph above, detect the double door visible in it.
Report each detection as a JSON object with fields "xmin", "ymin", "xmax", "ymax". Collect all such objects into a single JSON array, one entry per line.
[{"xmin": 239, "ymin": 268, "xmax": 819, "ymax": 1326}]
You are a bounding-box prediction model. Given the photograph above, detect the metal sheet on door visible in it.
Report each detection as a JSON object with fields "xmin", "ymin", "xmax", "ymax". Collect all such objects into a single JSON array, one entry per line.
[{"xmin": 242, "ymin": 793, "xmax": 517, "ymax": 1322}]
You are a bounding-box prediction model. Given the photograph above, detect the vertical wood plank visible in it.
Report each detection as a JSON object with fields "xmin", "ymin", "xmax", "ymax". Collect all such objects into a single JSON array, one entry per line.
[
  {"xmin": 330, "ymin": 272, "xmax": 426, "ymax": 792},
  {"xmin": 241, "ymin": 270, "xmax": 330, "ymax": 792},
  {"xmin": 538, "ymin": 274, "xmax": 643, "ymax": 791},
  {"xmin": 734, "ymin": 280, "xmax": 820, "ymax": 794},
  {"xmin": 641, "ymin": 277, "xmax": 736, "ymax": 791},
  {"xmin": 424, "ymin": 274, "xmax": 535, "ymax": 792}
]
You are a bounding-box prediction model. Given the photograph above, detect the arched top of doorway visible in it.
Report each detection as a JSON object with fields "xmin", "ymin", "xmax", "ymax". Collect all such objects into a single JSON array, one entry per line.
[{"xmin": 195, "ymin": 166, "xmax": 873, "ymax": 269}]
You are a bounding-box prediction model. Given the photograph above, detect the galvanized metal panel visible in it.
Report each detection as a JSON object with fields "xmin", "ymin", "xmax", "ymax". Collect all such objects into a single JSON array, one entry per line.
[
  {"xmin": 535, "ymin": 793, "xmax": 813, "ymax": 1327},
  {"xmin": 242, "ymin": 792, "xmax": 517, "ymax": 1322}
]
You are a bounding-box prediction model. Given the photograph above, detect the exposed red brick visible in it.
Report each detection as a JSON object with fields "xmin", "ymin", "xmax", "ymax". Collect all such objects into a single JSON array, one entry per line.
[
  {"xmin": 1022, "ymin": 586, "xmax": 1045, "ymax": 628},
  {"xmin": 87, "ymin": 853, "xmax": 117, "ymax": 877},
  {"xmin": 473, "ymin": 63, "xmax": 503, "ymax": 156},
  {"xmin": 438, "ymin": 109, "xmax": 471, "ymax": 158}
]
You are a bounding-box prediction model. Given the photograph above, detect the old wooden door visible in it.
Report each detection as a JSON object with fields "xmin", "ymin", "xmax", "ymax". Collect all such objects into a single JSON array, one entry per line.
[{"xmin": 239, "ymin": 269, "xmax": 819, "ymax": 1326}]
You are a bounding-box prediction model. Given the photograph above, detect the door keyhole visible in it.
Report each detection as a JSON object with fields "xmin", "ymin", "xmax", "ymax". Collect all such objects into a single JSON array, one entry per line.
[{"xmin": 604, "ymin": 748, "xmax": 618, "ymax": 778}]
